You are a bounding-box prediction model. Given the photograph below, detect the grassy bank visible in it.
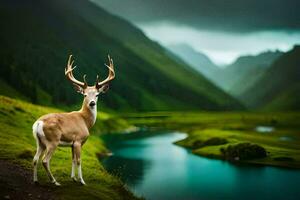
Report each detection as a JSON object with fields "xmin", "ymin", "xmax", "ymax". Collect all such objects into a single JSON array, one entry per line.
[
  {"xmin": 0, "ymin": 96, "xmax": 139, "ymax": 200},
  {"xmin": 124, "ymin": 112, "xmax": 300, "ymax": 168}
]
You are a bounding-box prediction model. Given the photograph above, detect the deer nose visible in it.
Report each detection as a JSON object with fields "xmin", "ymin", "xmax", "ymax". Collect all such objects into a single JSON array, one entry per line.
[{"xmin": 89, "ymin": 101, "xmax": 96, "ymax": 107}]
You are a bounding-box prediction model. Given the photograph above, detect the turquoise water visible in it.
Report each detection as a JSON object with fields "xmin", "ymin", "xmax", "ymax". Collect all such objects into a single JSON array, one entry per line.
[{"xmin": 101, "ymin": 131, "xmax": 300, "ymax": 200}]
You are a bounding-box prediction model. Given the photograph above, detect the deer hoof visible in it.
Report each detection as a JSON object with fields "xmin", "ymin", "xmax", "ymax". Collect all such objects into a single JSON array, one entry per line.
[
  {"xmin": 72, "ymin": 177, "xmax": 78, "ymax": 182},
  {"xmin": 53, "ymin": 181, "xmax": 61, "ymax": 186},
  {"xmin": 80, "ymin": 180, "xmax": 86, "ymax": 186}
]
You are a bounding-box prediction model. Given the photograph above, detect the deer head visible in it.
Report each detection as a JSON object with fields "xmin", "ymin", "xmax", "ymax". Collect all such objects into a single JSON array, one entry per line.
[{"xmin": 65, "ymin": 54, "xmax": 115, "ymax": 108}]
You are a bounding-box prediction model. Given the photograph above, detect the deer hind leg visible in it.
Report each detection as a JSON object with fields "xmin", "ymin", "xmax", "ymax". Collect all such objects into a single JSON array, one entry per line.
[
  {"xmin": 42, "ymin": 144, "xmax": 60, "ymax": 186},
  {"xmin": 74, "ymin": 142, "xmax": 86, "ymax": 185},
  {"xmin": 33, "ymin": 140, "xmax": 45, "ymax": 183},
  {"xmin": 71, "ymin": 144, "xmax": 77, "ymax": 182}
]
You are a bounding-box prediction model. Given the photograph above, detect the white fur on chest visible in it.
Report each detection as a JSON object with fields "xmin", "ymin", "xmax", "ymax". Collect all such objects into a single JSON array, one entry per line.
[{"xmin": 89, "ymin": 105, "xmax": 97, "ymax": 125}]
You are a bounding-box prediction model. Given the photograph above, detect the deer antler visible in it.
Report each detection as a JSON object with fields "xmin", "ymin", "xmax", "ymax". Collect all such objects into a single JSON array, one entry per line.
[
  {"xmin": 95, "ymin": 55, "xmax": 115, "ymax": 89},
  {"xmin": 65, "ymin": 55, "xmax": 88, "ymax": 88}
]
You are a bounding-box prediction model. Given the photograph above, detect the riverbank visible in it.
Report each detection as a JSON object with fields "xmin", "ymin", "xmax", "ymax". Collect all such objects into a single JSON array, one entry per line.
[
  {"xmin": 123, "ymin": 112, "xmax": 300, "ymax": 169},
  {"xmin": 0, "ymin": 96, "xmax": 139, "ymax": 200}
]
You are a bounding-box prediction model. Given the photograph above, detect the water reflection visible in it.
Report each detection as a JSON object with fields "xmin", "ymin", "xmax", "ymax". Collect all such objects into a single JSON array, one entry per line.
[
  {"xmin": 255, "ymin": 126, "xmax": 274, "ymax": 133},
  {"xmin": 102, "ymin": 155, "xmax": 150, "ymax": 186}
]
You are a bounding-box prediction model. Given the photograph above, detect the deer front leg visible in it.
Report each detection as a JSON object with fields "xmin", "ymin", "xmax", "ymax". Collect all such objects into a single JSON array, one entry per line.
[
  {"xmin": 71, "ymin": 145, "xmax": 77, "ymax": 182},
  {"xmin": 42, "ymin": 145, "xmax": 60, "ymax": 186},
  {"xmin": 74, "ymin": 142, "xmax": 86, "ymax": 185}
]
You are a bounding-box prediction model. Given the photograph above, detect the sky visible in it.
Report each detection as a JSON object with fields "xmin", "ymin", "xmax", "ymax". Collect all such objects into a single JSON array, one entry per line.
[{"xmin": 92, "ymin": 0, "xmax": 300, "ymax": 65}]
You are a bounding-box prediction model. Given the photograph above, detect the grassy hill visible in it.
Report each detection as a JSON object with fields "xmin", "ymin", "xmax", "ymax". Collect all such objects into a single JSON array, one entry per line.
[
  {"xmin": 240, "ymin": 45, "xmax": 300, "ymax": 110},
  {"xmin": 0, "ymin": 95, "xmax": 138, "ymax": 199},
  {"xmin": 0, "ymin": 0, "xmax": 243, "ymax": 111}
]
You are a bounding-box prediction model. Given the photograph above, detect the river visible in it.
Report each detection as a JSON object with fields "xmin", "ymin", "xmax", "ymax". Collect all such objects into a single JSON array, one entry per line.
[{"xmin": 101, "ymin": 131, "xmax": 300, "ymax": 200}]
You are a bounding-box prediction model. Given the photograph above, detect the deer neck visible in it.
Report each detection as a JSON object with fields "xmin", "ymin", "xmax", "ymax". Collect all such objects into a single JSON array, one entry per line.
[{"xmin": 79, "ymin": 99, "xmax": 97, "ymax": 129}]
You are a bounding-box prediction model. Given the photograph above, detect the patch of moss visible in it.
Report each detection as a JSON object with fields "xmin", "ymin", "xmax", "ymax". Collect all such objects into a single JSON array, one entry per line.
[
  {"xmin": 192, "ymin": 137, "xmax": 228, "ymax": 149},
  {"xmin": 13, "ymin": 105, "xmax": 26, "ymax": 113},
  {"xmin": 18, "ymin": 149, "xmax": 34, "ymax": 160}
]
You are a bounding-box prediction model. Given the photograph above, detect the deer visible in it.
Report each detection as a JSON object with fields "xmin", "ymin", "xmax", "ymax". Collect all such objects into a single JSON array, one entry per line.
[{"xmin": 32, "ymin": 54, "xmax": 115, "ymax": 186}]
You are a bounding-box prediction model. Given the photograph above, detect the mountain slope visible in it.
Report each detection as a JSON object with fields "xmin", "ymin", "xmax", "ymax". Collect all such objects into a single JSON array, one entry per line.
[
  {"xmin": 212, "ymin": 51, "xmax": 283, "ymax": 93},
  {"xmin": 263, "ymin": 83, "xmax": 300, "ymax": 111},
  {"xmin": 240, "ymin": 46, "xmax": 300, "ymax": 110},
  {"xmin": 167, "ymin": 44, "xmax": 219, "ymax": 81},
  {"xmin": 65, "ymin": 0, "xmax": 244, "ymax": 110},
  {"xmin": 0, "ymin": 0, "xmax": 243, "ymax": 111}
]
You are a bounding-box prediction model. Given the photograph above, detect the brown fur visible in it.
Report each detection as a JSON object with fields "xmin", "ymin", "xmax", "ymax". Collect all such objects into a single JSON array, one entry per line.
[
  {"xmin": 33, "ymin": 88, "xmax": 102, "ymax": 185},
  {"xmin": 39, "ymin": 106, "xmax": 92, "ymax": 145}
]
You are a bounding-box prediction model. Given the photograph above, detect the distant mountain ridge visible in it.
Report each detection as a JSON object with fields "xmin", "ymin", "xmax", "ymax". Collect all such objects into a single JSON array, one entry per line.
[
  {"xmin": 166, "ymin": 43, "xmax": 285, "ymax": 105},
  {"xmin": 167, "ymin": 44, "xmax": 219, "ymax": 81},
  {"xmin": 0, "ymin": 0, "xmax": 243, "ymax": 111},
  {"xmin": 239, "ymin": 45, "xmax": 300, "ymax": 110},
  {"xmin": 212, "ymin": 50, "xmax": 283, "ymax": 93}
]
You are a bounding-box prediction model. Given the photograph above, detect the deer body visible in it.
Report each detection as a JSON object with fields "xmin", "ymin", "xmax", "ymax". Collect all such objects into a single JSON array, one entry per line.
[{"xmin": 32, "ymin": 55, "xmax": 115, "ymax": 186}]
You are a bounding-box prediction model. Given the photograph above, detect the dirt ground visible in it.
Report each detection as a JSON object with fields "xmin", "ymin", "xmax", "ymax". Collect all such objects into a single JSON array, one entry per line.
[{"xmin": 0, "ymin": 160, "xmax": 56, "ymax": 200}]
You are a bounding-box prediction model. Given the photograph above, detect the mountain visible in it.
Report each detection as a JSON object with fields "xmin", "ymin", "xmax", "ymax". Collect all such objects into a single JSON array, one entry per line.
[
  {"xmin": 239, "ymin": 45, "xmax": 300, "ymax": 110},
  {"xmin": 0, "ymin": 0, "xmax": 243, "ymax": 111},
  {"xmin": 167, "ymin": 44, "xmax": 219, "ymax": 81},
  {"xmin": 212, "ymin": 51, "xmax": 283, "ymax": 94}
]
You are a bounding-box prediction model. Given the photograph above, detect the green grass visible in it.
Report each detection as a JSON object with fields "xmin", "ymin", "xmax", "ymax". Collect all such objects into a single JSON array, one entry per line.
[
  {"xmin": 0, "ymin": 95, "xmax": 139, "ymax": 200},
  {"xmin": 125, "ymin": 111, "xmax": 300, "ymax": 168}
]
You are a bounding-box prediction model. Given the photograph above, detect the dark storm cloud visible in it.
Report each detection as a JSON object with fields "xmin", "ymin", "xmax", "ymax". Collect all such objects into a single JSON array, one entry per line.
[{"xmin": 92, "ymin": 0, "xmax": 300, "ymax": 32}]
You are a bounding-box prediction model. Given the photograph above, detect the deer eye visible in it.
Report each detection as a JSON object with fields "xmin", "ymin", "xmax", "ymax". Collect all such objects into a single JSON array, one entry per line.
[
  {"xmin": 84, "ymin": 94, "xmax": 87, "ymax": 97},
  {"xmin": 96, "ymin": 94, "xmax": 99, "ymax": 97}
]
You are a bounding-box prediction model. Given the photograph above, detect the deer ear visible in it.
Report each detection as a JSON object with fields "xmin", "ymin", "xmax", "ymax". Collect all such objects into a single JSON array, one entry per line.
[
  {"xmin": 99, "ymin": 84, "xmax": 109, "ymax": 93},
  {"xmin": 73, "ymin": 84, "xmax": 84, "ymax": 94}
]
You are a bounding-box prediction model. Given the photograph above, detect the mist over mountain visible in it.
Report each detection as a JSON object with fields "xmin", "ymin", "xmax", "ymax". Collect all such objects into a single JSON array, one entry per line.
[
  {"xmin": 0, "ymin": 0, "xmax": 243, "ymax": 111},
  {"xmin": 167, "ymin": 44, "xmax": 219, "ymax": 81}
]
